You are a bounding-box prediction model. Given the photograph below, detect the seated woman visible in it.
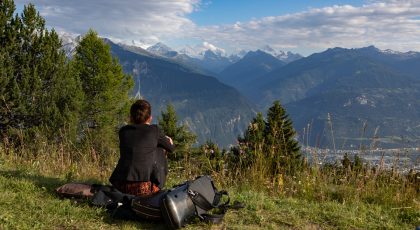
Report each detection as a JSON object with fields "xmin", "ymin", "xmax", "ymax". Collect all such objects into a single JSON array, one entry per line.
[{"xmin": 109, "ymin": 99, "xmax": 174, "ymax": 196}]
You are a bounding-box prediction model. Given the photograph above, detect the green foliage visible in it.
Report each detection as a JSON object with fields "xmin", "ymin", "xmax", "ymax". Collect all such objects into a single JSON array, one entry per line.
[
  {"xmin": 71, "ymin": 29, "xmax": 133, "ymax": 151},
  {"xmin": 199, "ymin": 140, "xmax": 226, "ymax": 173},
  {"xmin": 341, "ymin": 154, "xmax": 365, "ymax": 174},
  {"xmin": 158, "ymin": 104, "xmax": 196, "ymax": 160},
  {"xmin": 236, "ymin": 100, "xmax": 302, "ymax": 176},
  {"xmin": 0, "ymin": 0, "xmax": 83, "ymax": 141},
  {"xmin": 342, "ymin": 153, "xmax": 351, "ymax": 170},
  {"xmin": 266, "ymin": 101, "xmax": 300, "ymax": 156},
  {"xmin": 1, "ymin": 1, "xmax": 134, "ymax": 155},
  {"xmin": 353, "ymin": 154, "xmax": 363, "ymax": 172},
  {"xmin": 243, "ymin": 112, "xmax": 266, "ymax": 149},
  {"xmin": 158, "ymin": 104, "xmax": 178, "ymax": 138}
]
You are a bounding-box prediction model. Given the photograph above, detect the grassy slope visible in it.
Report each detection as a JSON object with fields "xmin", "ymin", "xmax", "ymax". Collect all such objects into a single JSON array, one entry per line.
[{"xmin": 0, "ymin": 165, "xmax": 417, "ymax": 229}]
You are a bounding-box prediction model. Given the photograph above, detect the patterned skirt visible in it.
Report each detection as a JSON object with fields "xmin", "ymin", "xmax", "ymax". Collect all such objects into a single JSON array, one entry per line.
[{"xmin": 113, "ymin": 181, "xmax": 160, "ymax": 197}]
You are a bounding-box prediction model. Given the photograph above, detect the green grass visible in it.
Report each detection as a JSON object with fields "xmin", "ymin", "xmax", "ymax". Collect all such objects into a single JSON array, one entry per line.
[
  {"xmin": 0, "ymin": 140, "xmax": 418, "ymax": 229},
  {"xmin": 0, "ymin": 167, "xmax": 166, "ymax": 230},
  {"xmin": 0, "ymin": 165, "xmax": 418, "ymax": 229}
]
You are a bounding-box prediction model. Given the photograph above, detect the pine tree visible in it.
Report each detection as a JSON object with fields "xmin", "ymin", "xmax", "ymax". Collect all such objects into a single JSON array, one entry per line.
[
  {"xmin": 1, "ymin": 0, "xmax": 26, "ymax": 132},
  {"xmin": 242, "ymin": 112, "xmax": 266, "ymax": 151},
  {"xmin": 0, "ymin": 1, "xmax": 82, "ymax": 141},
  {"xmin": 158, "ymin": 104, "xmax": 196, "ymax": 160},
  {"xmin": 266, "ymin": 101, "xmax": 301, "ymax": 174},
  {"xmin": 342, "ymin": 153, "xmax": 351, "ymax": 170},
  {"xmin": 71, "ymin": 29, "xmax": 133, "ymax": 149},
  {"xmin": 158, "ymin": 104, "xmax": 178, "ymax": 138},
  {"xmin": 237, "ymin": 101, "xmax": 302, "ymax": 175}
]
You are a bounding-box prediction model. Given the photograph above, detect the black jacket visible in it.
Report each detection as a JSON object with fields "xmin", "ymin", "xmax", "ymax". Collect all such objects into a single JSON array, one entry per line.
[{"xmin": 109, "ymin": 124, "xmax": 174, "ymax": 188}]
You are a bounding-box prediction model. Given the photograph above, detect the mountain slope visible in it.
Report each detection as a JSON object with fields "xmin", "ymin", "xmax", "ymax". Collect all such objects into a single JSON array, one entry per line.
[
  {"xmin": 219, "ymin": 50, "xmax": 286, "ymax": 89},
  {"xmin": 251, "ymin": 47, "xmax": 419, "ymax": 106},
  {"xmin": 106, "ymin": 40, "xmax": 256, "ymax": 146},
  {"xmin": 356, "ymin": 46, "xmax": 420, "ymax": 78},
  {"xmin": 248, "ymin": 47, "xmax": 420, "ymax": 148}
]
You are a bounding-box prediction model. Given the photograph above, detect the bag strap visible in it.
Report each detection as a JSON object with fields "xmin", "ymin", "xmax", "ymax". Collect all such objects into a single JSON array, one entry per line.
[
  {"xmin": 188, "ymin": 189, "xmax": 230, "ymax": 211},
  {"xmin": 201, "ymin": 213, "xmax": 226, "ymax": 224},
  {"xmin": 188, "ymin": 189, "xmax": 231, "ymax": 224},
  {"xmin": 200, "ymin": 201, "xmax": 245, "ymax": 224},
  {"xmin": 186, "ymin": 177, "xmax": 245, "ymax": 224}
]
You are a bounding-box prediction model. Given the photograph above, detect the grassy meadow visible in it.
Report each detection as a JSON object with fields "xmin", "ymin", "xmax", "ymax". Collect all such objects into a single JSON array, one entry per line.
[{"xmin": 0, "ymin": 139, "xmax": 418, "ymax": 230}]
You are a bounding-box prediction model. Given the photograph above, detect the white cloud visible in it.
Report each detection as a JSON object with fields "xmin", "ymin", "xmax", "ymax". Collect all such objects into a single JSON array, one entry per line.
[
  {"xmin": 16, "ymin": 0, "xmax": 200, "ymax": 45},
  {"xmin": 188, "ymin": 1, "xmax": 420, "ymax": 55},
  {"xmin": 15, "ymin": 0, "xmax": 420, "ymax": 55}
]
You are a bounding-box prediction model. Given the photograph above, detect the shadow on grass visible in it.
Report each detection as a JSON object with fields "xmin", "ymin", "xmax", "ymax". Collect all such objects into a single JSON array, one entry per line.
[
  {"xmin": 0, "ymin": 169, "xmax": 168, "ymax": 229},
  {"xmin": 0, "ymin": 169, "xmax": 65, "ymax": 191}
]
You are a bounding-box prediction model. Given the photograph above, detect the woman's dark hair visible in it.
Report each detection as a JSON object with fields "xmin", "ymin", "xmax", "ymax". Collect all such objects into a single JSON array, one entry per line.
[{"xmin": 130, "ymin": 100, "xmax": 151, "ymax": 124}]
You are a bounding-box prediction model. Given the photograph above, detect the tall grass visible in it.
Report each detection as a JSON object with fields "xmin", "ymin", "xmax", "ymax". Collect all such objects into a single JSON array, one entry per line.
[
  {"xmin": 1, "ymin": 130, "xmax": 418, "ymax": 205},
  {"xmin": 0, "ymin": 129, "xmax": 419, "ymax": 228},
  {"xmin": 0, "ymin": 132, "xmax": 118, "ymax": 183}
]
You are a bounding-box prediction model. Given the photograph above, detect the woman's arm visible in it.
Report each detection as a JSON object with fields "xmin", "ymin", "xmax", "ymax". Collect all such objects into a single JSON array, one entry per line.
[{"xmin": 157, "ymin": 127, "xmax": 175, "ymax": 152}]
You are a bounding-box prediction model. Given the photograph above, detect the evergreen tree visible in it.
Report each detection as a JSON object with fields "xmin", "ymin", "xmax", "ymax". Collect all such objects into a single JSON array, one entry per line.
[
  {"xmin": 158, "ymin": 104, "xmax": 178, "ymax": 138},
  {"xmin": 242, "ymin": 112, "xmax": 266, "ymax": 151},
  {"xmin": 266, "ymin": 101, "xmax": 301, "ymax": 174},
  {"xmin": 353, "ymin": 154, "xmax": 363, "ymax": 172},
  {"xmin": 0, "ymin": 1, "xmax": 82, "ymax": 141},
  {"xmin": 158, "ymin": 104, "xmax": 196, "ymax": 160},
  {"xmin": 0, "ymin": 0, "xmax": 15, "ymax": 129},
  {"xmin": 236, "ymin": 112, "xmax": 266, "ymax": 168},
  {"xmin": 342, "ymin": 153, "xmax": 351, "ymax": 170},
  {"xmin": 237, "ymin": 101, "xmax": 301, "ymax": 175},
  {"xmin": 200, "ymin": 140, "xmax": 225, "ymax": 172},
  {"xmin": 71, "ymin": 29, "xmax": 133, "ymax": 149}
]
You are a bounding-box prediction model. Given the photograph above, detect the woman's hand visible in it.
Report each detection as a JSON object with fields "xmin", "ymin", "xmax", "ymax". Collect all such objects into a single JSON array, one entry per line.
[{"xmin": 166, "ymin": 136, "xmax": 173, "ymax": 145}]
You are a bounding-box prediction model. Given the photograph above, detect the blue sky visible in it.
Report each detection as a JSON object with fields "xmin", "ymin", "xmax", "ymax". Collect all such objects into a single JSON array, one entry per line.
[
  {"xmin": 190, "ymin": 0, "xmax": 365, "ymax": 26},
  {"xmin": 14, "ymin": 0, "xmax": 420, "ymax": 56}
]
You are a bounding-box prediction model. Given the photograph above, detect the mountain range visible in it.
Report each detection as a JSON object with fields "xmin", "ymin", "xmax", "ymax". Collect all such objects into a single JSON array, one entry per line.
[
  {"xmin": 245, "ymin": 46, "xmax": 420, "ymax": 148},
  {"xmin": 59, "ymin": 33, "xmax": 420, "ymax": 148},
  {"xmin": 145, "ymin": 42, "xmax": 302, "ymax": 75}
]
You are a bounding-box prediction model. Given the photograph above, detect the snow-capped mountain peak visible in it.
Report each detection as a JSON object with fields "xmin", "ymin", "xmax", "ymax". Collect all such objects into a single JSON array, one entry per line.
[
  {"xmin": 178, "ymin": 42, "xmax": 226, "ymax": 60},
  {"xmin": 146, "ymin": 42, "xmax": 179, "ymax": 58},
  {"xmin": 259, "ymin": 45, "xmax": 302, "ymax": 63},
  {"xmin": 358, "ymin": 45, "xmax": 420, "ymax": 60},
  {"xmin": 260, "ymin": 45, "xmax": 284, "ymax": 56},
  {"xmin": 178, "ymin": 45, "xmax": 201, "ymax": 58},
  {"xmin": 147, "ymin": 42, "xmax": 174, "ymax": 53},
  {"xmin": 379, "ymin": 48, "xmax": 420, "ymax": 58},
  {"xmin": 57, "ymin": 31, "xmax": 82, "ymax": 58}
]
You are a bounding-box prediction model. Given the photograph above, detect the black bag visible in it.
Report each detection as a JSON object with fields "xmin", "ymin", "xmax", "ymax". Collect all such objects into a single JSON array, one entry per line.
[
  {"xmin": 161, "ymin": 175, "xmax": 230, "ymax": 229},
  {"xmin": 130, "ymin": 190, "xmax": 168, "ymax": 221}
]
